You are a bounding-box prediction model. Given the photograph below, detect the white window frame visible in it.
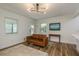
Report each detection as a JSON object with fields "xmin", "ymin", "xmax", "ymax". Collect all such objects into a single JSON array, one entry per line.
[
  {"xmin": 5, "ymin": 17, "xmax": 18, "ymax": 34},
  {"xmin": 30, "ymin": 25, "xmax": 34, "ymax": 35},
  {"xmin": 40, "ymin": 23, "xmax": 47, "ymax": 33}
]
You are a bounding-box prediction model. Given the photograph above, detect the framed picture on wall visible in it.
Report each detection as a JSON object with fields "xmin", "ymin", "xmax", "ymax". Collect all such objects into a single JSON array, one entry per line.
[{"xmin": 49, "ymin": 23, "xmax": 61, "ymax": 31}]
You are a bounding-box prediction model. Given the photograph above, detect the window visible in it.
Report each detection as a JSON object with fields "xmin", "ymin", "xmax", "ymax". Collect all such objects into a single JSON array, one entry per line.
[
  {"xmin": 5, "ymin": 18, "xmax": 17, "ymax": 34},
  {"xmin": 40, "ymin": 23, "xmax": 47, "ymax": 33},
  {"xmin": 29, "ymin": 25, "xmax": 34, "ymax": 35}
]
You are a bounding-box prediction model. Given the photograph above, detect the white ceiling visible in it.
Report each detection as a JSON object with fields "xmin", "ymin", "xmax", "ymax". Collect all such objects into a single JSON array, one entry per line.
[{"xmin": 0, "ymin": 3, "xmax": 79, "ymax": 20}]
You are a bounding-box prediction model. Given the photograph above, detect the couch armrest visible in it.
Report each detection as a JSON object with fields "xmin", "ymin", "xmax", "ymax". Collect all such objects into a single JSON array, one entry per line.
[
  {"xmin": 27, "ymin": 36, "xmax": 32, "ymax": 38},
  {"xmin": 25, "ymin": 36, "xmax": 32, "ymax": 41},
  {"xmin": 43, "ymin": 37, "xmax": 48, "ymax": 41},
  {"xmin": 26, "ymin": 36, "xmax": 32, "ymax": 39},
  {"xmin": 43, "ymin": 37, "xmax": 48, "ymax": 45}
]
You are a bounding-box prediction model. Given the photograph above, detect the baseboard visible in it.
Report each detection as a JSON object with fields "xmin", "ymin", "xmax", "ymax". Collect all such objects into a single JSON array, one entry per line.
[{"xmin": 0, "ymin": 42, "xmax": 24, "ymax": 51}]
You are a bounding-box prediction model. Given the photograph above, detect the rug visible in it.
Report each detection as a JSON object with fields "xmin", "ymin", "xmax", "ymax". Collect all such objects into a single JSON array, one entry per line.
[{"xmin": 0, "ymin": 44, "xmax": 48, "ymax": 56}]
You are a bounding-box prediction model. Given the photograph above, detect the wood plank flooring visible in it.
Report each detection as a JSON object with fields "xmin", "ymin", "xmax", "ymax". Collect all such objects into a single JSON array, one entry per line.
[{"xmin": 23, "ymin": 42, "xmax": 79, "ymax": 56}]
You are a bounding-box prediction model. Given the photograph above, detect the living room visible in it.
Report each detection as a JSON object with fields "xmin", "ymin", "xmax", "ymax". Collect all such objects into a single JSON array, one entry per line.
[{"xmin": 0, "ymin": 3, "xmax": 79, "ymax": 56}]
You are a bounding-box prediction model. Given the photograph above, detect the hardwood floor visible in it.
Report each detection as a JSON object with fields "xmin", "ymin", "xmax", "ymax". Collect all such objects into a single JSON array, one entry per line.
[{"xmin": 23, "ymin": 42, "xmax": 79, "ymax": 56}]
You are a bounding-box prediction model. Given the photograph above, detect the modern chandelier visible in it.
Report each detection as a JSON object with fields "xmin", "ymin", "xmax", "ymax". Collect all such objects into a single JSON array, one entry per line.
[{"xmin": 26, "ymin": 3, "xmax": 49, "ymax": 14}]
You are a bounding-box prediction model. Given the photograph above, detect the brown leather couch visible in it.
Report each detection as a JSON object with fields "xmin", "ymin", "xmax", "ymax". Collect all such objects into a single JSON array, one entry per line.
[{"xmin": 26, "ymin": 34, "xmax": 48, "ymax": 47}]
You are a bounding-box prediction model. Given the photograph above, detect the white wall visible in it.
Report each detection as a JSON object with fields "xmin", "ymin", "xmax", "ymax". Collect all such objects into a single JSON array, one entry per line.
[
  {"xmin": 35, "ymin": 16, "xmax": 79, "ymax": 44},
  {"xmin": 76, "ymin": 39, "xmax": 79, "ymax": 52},
  {"xmin": 0, "ymin": 8, "xmax": 79, "ymax": 52},
  {"xmin": 0, "ymin": 9, "xmax": 34, "ymax": 49}
]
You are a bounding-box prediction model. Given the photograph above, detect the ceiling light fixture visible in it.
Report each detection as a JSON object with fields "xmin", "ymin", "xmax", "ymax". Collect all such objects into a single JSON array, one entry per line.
[{"xmin": 26, "ymin": 3, "xmax": 49, "ymax": 14}]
